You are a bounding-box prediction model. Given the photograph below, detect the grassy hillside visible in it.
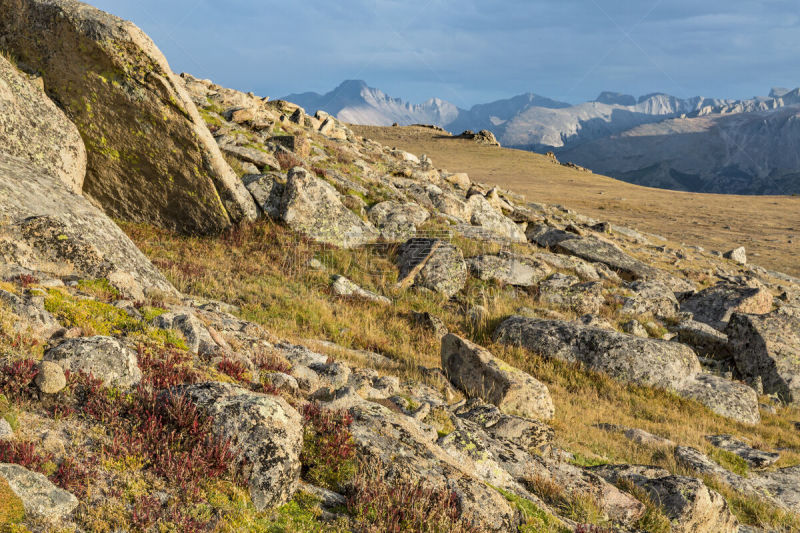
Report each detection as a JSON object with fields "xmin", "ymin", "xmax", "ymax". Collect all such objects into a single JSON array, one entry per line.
[{"xmin": 351, "ymin": 125, "xmax": 800, "ymax": 277}]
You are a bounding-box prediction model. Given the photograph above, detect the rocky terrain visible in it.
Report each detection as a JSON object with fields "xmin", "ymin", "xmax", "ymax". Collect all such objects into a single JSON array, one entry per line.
[
  {"xmin": 286, "ymin": 80, "xmax": 800, "ymax": 194},
  {"xmin": 2, "ymin": 1, "xmax": 800, "ymax": 532}
]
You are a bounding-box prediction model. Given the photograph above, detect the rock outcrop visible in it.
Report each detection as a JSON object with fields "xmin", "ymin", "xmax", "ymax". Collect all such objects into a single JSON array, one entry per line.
[
  {"xmin": 396, "ymin": 238, "xmax": 467, "ymax": 297},
  {"xmin": 0, "ymin": 0, "xmax": 257, "ymax": 233},
  {"xmin": 681, "ymin": 280, "xmax": 773, "ymax": 330},
  {"xmin": 0, "ymin": 463, "xmax": 79, "ymax": 522},
  {"xmin": 441, "ymin": 333, "xmax": 554, "ymax": 420},
  {"xmin": 0, "ymin": 55, "xmax": 85, "ymax": 194},
  {"xmin": 44, "ymin": 336, "xmax": 143, "ymax": 387}
]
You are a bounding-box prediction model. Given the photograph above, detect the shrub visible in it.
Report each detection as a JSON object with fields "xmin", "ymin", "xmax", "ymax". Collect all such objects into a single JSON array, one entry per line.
[
  {"xmin": 0, "ymin": 359, "xmax": 38, "ymax": 403},
  {"xmin": 300, "ymin": 403, "xmax": 356, "ymax": 491},
  {"xmin": 346, "ymin": 459, "xmax": 478, "ymax": 533},
  {"xmin": 276, "ymin": 151, "xmax": 302, "ymax": 171},
  {"xmin": 0, "ymin": 440, "xmax": 54, "ymax": 474},
  {"xmin": 218, "ymin": 357, "xmax": 249, "ymax": 382},
  {"xmin": 136, "ymin": 344, "xmax": 198, "ymax": 390}
]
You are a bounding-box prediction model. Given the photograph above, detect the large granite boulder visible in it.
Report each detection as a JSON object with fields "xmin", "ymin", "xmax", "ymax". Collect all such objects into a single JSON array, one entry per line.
[
  {"xmin": 466, "ymin": 253, "xmax": 550, "ymax": 287},
  {"xmin": 396, "ymin": 238, "xmax": 467, "ymax": 297},
  {"xmin": 493, "ymin": 316, "xmax": 700, "ymax": 389},
  {"xmin": 681, "ymin": 281, "xmax": 773, "ymax": 331},
  {"xmin": 726, "ymin": 309, "xmax": 800, "ymax": 403},
  {"xmin": 0, "ymin": 0, "xmax": 257, "ymax": 233},
  {"xmin": 0, "ymin": 153, "xmax": 176, "ymax": 299},
  {"xmin": 0, "ymin": 54, "xmax": 85, "ymax": 194},
  {"xmin": 279, "ymin": 168, "xmax": 378, "ymax": 248},
  {"xmin": 441, "ymin": 333, "xmax": 554, "ymax": 420},
  {"xmin": 367, "ymin": 201, "xmax": 429, "ymax": 242},
  {"xmin": 676, "ymin": 373, "xmax": 760, "ymax": 425},
  {"xmin": 621, "ymin": 280, "xmax": 680, "ymax": 318},
  {"xmin": 177, "ymin": 382, "xmax": 303, "ymax": 510}
]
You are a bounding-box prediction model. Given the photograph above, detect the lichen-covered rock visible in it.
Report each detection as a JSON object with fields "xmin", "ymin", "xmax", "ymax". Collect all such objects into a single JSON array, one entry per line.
[
  {"xmin": 0, "ymin": 289, "xmax": 61, "ymax": 336},
  {"xmin": 0, "ymin": 0, "xmax": 258, "ymax": 233},
  {"xmin": 452, "ymin": 398, "xmax": 554, "ymax": 449},
  {"xmin": 44, "ymin": 336, "xmax": 142, "ymax": 387},
  {"xmin": 675, "ymin": 319, "xmax": 731, "ymax": 359},
  {"xmin": 396, "ymin": 238, "xmax": 467, "ymax": 297},
  {"xmin": 723, "ymin": 246, "xmax": 747, "ymax": 265},
  {"xmin": 706, "ymin": 435, "xmax": 779, "ymax": 469},
  {"xmin": 280, "ymin": 167, "xmax": 378, "ymax": 248},
  {"xmin": 178, "ymin": 382, "xmax": 302, "ymax": 509},
  {"xmin": 331, "ymin": 275, "xmax": 391, "ymax": 305},
  {"xmin": 676, "ymin": 373, "xmax": 760, "ymax": 425},
  {"xmin": 681, "ymin": 281, "xmax": 773, "ymax": 331},
  {"xmin": 0, "ymin": 54, "xmax": 85, "ymax": 193},
  {"xmin": 243, "ymin": 172, "xmax": 285, "ymax": 218},
  {"xmin": 0, "ymin": 463, "xmax": 78, "ymax": 521},
  {"xmin": 466, "ymin": 253, "xmax": 551, "ymax": 287},
  {"xmin": 465, "ymin": 194, "xmax": 526, "ymax": 242},
  {"xmin": 493, "ymin": 316, "xmax": 701, "ymax": 389},
  {"xmin": 538, "ymin": 274, "xmax": 605, "ymax": 314},
  {"xmin": 726, "ymin": 309, "xmax": 800, "ymax": 403},
  {"xmin": 0, "ymin": 153, "xmax": 176, "ymax": 299},
  {"xmin": 34, "ymin": 361, "xmax": 67, "ymax": 394},
  {"xmin": 367, "ymin": 201, "xmax": 429, "ymax": 242},
  {"xmin": 441, "ymin": 333, "xmax": 554, "ymax": 420},
  {"xmin": 592, "ymin": 464, "xmax": 738, "ymax": 533},
  {"xmin": 621, "ymin": 280, "xmax": 680, "ymax": 318}
]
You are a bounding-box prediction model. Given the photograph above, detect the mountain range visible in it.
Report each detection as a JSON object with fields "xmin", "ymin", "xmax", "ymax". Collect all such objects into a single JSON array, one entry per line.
[{"xmin": 282, "ymin": 81, "xmax": 800, "ymax": 195}]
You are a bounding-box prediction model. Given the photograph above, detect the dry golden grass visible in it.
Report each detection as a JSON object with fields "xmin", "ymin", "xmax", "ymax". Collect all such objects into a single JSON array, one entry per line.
[
  {"xmin": 351, "ymin": 125, "xmax": 800, "ymax": 277},
  {"xmin": 123, "ymin": 218, "xmax": 800, "ymax": 530}
]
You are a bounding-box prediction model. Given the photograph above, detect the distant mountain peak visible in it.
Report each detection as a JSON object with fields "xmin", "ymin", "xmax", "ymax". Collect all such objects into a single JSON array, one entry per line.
[{"xmin": 595, "ymin": 91, "xmax": 636, "ymax": 106}]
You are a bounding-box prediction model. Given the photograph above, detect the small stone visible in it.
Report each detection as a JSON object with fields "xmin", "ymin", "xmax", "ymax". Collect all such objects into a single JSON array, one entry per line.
[
  {"xmin": 34, "ymin": 361, "xmax": 66, "ymax": 394},
  {"xmin": 0, "ymin": 419, "xmax": 13, "ymax": 440},
  {"xmin": 723, "ymin": 247, "xmax": 747, "ymax": 265}
]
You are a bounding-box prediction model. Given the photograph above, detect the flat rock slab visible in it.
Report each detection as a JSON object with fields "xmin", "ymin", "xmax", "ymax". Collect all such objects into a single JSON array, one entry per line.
[
  {"xmin": 676, "ymin": 373, "xmax": 760, "ymax": 425},
  {"xmin": 681, "ymin": 281, "xmax": 773, "ymax": 331},
  {"xmin": 0, "ymin": 463, "xmax": 78, "ymax": 521},
  {"xmin": 706, "ymin": 435, "xmax": 779, "ymax": 469},
  {"xmin": 331, "ymin": 275, "xmax": 391, "ymax": 305},
  {"xmin": 493, "ymin": 315, "xmax": 701, "ymax": 390},
  {"xmin": 441, "ymin": 333, "xmax": 554, "ymax": 420},
  {"xmin": 726, "ymin": 309, "xmax": 800, "ymax": 403},
  {"xmin": 466, "ymin": 253, "xmax": 550, "ymax": 287}
]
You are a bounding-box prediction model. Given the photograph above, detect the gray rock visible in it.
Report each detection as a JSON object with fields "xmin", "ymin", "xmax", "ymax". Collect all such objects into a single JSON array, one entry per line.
[
  {"xmin": 0, "ymin": 289, "xmax": 61, "ymax": 337},
  {"xmin": 0, "ymin": 153, "xmax": 176, "ymax": 299},
  {"xmin": 219, "ymin": 144, "xmax": 280, "ymax": 171},
  {"xmin": 261, "ymin": 372, "xmax": 299, "ymax": 394},
  {"xmin": 596, "ymin": 424, "xmax": 676, "ymax": 447},
  {"xmin": 396, "ymin": 238, "xmax": 467, "ymax": 297},
  {"xmin": 411, "ymin": 311, "xmax": 449, "ymax": 338},
  {"xmin": 367, "ymin": 201, "xmax": 429, "ymax": 242},
  {"xmin": 45, "ymin": 336, "xmax": 142, "ymax": 387},
  {"xmin": 466, "ymin": 253, "xmax": 550, "ymax": 287},
  {"xmin": 681, "ymin": 281, "xmax": 773, "ymax": 331},
  {"xmin": 676, "ymin": 374, "xmax": 761, "ymax": 425},
  {"xmin": 441, "ymin": 333, "xmax": 554, "ymax": 420},
  {"xmin": 280, "ymin": 167, "xmax": 379, "ymax": 248},
  {"xmin": 538, "ymin": 274, "xmax": 605, "ymax": 314},
  {"xmin": 592, "ymin": 464, "xmax": 738, "ymax": 533},
  {"xmin": 726, "ymin": 309, "xmax": 800, "ymax": 403},
  {"xmin": 0, "ymin": 463, "xmax": 78, "ymax": 521},
  {"xmin": 0, "ymin": 0, "xmax": 258, "ymax": 233},
  {"xmin": 0, "ymin": 419, "xmax": 12, "ymax": 440},
  {"xmin": 706, "ymin": 435, "xmax": 779, "ymax": 469},
  {"xmin": 331, "ymin": 275, "xmax": 391, "ymax": 305},
  {"xmin": 466, "ymin": 194, "xmax": 526, "ymax": 242},
  {"xmin": 178, "ymin": 382, "xmax": 302, "ymax": 509},
  {"xmin": 452, "ymin": 398, "xmax": 554, "ymax": 449},
  {"xmin": 621, "ymin": 280, "xmax": 680, "ymax": 318},
  {"xmin": 675, "ymin": 319, "xmax": 731, "ymax": 359},
  {"xmin": 0, "ymin": 54, "xmax": 85, "ymax": 194},
  {"xmin": 34, "ymin": 361, "xmax": 67, "ymax": 394},
  {"xmin": 243, "ymin": 172, "xmax": 285, "ymax": 218},
  {"xmin": 152, "ymin": 311, "xmax": 218, "ymax": 355},
  {"xmin": 621, "ymin": 319, "xmax": 649, "ymax": 338},
  {"xmin": 724, "ymin": 247, "xmax": 747, "ymax": 265},
  {"xmin": 493, "ymin": 316, "xmax": 701, "ymax": 390}
]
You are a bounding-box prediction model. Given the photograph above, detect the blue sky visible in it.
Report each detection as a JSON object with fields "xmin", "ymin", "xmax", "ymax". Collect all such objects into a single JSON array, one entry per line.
[{"xmin": 93, "ymin": 0, "xmax": 799, "ymax": 108}]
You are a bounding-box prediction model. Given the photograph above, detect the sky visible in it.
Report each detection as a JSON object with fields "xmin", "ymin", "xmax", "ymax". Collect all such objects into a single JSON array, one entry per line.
[{"xmin": 92, "ymin": 0, "xmax": 800, "ymax": 109}]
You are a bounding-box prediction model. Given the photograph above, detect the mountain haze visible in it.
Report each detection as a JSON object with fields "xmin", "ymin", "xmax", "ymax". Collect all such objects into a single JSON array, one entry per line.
[{"xmin": 283, "ymin": 81, "xmax": 800, "ymax": 194}]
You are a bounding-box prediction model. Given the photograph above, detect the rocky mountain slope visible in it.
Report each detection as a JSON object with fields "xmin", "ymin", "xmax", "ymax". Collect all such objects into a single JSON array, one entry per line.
[
  {"xmin": 2, "ymin": 1, "xmax": 800, "ymax": 532},
  {"xmin": 287, "ymin": 81, "xmax": 800, "ymax": 194}
]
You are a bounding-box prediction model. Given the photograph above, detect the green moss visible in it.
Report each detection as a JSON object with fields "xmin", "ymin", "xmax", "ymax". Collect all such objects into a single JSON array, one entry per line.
[
  {"xmin": 568, "ymin": 452, "xmax": 609, "ymax": 468},
  {"xmin": 0, "ymin": 477, "xmax": 25, "ymax": 526},
  {"xmin": 495, "ymin": 487, "xmax": 569, "ymax": 533},
  {"xmin": 199, "ymin": 108, "xmax": 223, "ymax": 127},
  {"xmin": 708, "ymin": 447, "xmax": 750, "ymax": 477},
  {"xmin": 44, "ymin": 288, "xmax": 138, "ymax": 336},
  {"xmin": 77, "ymin": 278, "xmax": 121, "ymax": 302}
]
